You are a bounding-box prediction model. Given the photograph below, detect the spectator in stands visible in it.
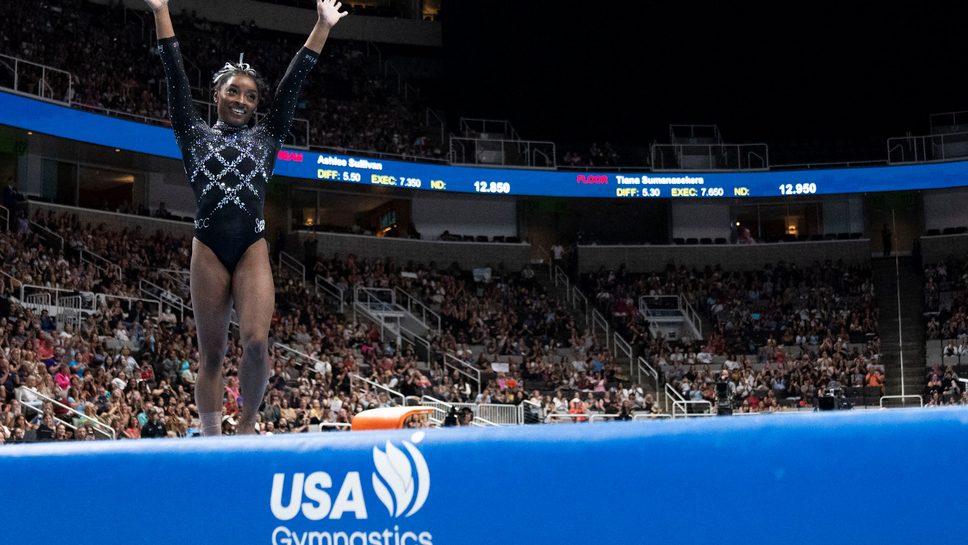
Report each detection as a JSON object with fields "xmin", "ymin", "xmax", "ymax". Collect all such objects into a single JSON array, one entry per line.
[
  {"xmin": 736, "ymin": 227, "xmax": 755, "ymax": 245},
  {"xmin": 881, "ymin": 224, "xmax": 892, "ymax": 257}
]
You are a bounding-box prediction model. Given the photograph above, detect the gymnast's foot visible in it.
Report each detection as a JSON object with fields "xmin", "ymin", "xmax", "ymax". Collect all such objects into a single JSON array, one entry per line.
[{"xmin": 236, "ymin": 419, "xmax": 259, "ymax": 435}]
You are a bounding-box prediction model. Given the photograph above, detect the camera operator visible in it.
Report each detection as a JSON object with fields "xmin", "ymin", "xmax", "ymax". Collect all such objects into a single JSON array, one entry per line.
[{"xmin": 716, "ymin": 369, "xmax": 735, "ymax": 416}]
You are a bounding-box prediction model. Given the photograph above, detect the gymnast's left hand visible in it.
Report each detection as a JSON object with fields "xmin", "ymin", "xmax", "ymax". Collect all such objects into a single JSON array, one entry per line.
[{"xmin": 317, "ymin": 0, "xmax": 348, "ymax": 28}]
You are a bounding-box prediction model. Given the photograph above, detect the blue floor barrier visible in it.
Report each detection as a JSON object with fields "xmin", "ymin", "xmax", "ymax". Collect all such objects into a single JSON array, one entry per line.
[{"xmin": 2, "ymin": 408, "xmax": 967, "ymax": 545}]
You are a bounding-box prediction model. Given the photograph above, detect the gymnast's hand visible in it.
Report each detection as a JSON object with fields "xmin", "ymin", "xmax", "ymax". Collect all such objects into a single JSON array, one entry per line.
[
  {"xmin": 142, "ymin": 0, "xmax": 169, "ymax": 13},
  {"xmin": 317, "ymin": 0, "xmax": 349, "ymax": 28}
]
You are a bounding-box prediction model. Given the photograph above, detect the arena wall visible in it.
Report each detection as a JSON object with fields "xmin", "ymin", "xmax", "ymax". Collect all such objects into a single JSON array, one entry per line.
[
  {"xmin": 577, "ymin": 238, "xmax": 871, "ymax": 272},
  {"xmin": 923, "ymin": 187, "xmax": 968, "ymax": 232},
  {"xmin": 28, "ymin": 202, "xmax": 195, "ymax": 240},
  {"xmin": 294, "ymin": 230, "xmax": 532, "ymax": 270},
  {"xmin": 920, "ymin": 233, "xmax": 968, "ymax": 263}
]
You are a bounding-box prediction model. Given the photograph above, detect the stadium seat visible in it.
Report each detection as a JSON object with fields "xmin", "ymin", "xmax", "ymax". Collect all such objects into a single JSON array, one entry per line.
[
  {"xmin": 836, "ymin": 233, "xmax": 849, "ymax": 240},
  {"xmin": 685, "ymin": 238, "xmax": 699, "ymax": 245},
  {"xmin": 492, "ymin": 236, "xmax": 505, "ymax": 242},
  {"xmin": 714, "ymin": 238, "xmax": 727, "ymax": 244},
  {"xmin": 849, "ymin": 232, "xmax": 863, "ymax": 239},
  {"xmin": 781, "ymin": 234, "xmax": 796, "ymax": 242},
  {"xmin": 699, "ymin": 238, "xmax": 712, "ymax": 245},
  {"xmin": 506, "ymin": 237, "xmax": 520, "ymax": 243},
  {"xmin": 926, "ymin": 229, "xmax": 940, "ymax": 237},
  {"xmin": 462, "ymin": 235, "xmax": 474, "ymax": 242},
  {"xmin": 475, "ymin": 235, "xmax": 488, "ymax": 242},
  {"xmin": 956, "ymin": 226, "xmax": 968, "ymax": 234},
  {"xmin": 672, "ymin": 238, "xmax": 685, "ymax": 245},
  {"xmin": 810, "ymin": 234, "xmax": 824, "ymax": 241},
  {"xmin": 943, "ymin": 227, "xmax": 956, "ymax": 235},
  {"xmin": 823, "ymin": 234, "xmax": 836, "ymax": 240}
]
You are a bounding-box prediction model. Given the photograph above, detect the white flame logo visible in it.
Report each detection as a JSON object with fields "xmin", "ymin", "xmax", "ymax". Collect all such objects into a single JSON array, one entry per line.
[{"xmin": 371, "ymin": 431, "xmax": 430, "ymax": 518}]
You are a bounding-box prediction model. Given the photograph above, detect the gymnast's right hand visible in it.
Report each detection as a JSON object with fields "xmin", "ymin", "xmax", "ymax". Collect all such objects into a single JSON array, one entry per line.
[{"xmin": 143, "ymin": 0, "xmax": 169, "ymax": 13}]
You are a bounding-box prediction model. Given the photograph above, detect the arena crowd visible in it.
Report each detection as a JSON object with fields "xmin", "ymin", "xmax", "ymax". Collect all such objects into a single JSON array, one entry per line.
[{"xmin": 0, "ymin": 0, "xmax": 442, "ymax": 160}]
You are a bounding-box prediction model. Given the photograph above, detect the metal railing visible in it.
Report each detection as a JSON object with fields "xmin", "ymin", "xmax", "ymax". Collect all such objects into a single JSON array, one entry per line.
[
  {"xmin": 17, "ymin": 387, "xmax": 115, "ymax": 439},
  {"xmin": 315, "ymin": 275, "xmax": 347, "ymax": 312},
  {"xmin": 96, "ymin": 293, "xmax": 163, "ymax": 322},
  {"xmin": 632, "ymin": 412, "xmax": 673, "ymax": 421},
  {"xmin": 315, "ymin": 422, "xmax": 352, "ymax": 432},
  {"xmin": 651, "ymin": 142, "xmax": 769, "ymax": 171},
  {"xmin": 553, "ymin": 265, "xmax": 570, "ymax": 296},
  {"xmin": 518, "ymin": 399, "xmax": 542, "ymax": 424},
  {"xmin": 637, "ymin": 356, "xmax": 660, "ymax": 396},
  {"xmin": 638, "ymin": 294, "xmax": 702, "ymax": 339},
  {"xmin": 279, "ymin": 251, "xmax": 306, "ymax": 283},
  {"xmin": 591, "ymin": 308, "xmax": 610, "ymax": 343},
  {"xmin": 419, "ymin": 395, "xmax": 451, "ymax": 422},
  {"xmin": 0, "ymin": 204, "xmax": 9, "ymax": 232},
  {"xmin": 672, "ymin": 400, "xmax": 713, "ymax": 418},
  {"xmin": 0, "ymin": 54, "xmax": 72, "ymax": 104},
  {"xmin": 28, "ymin": 221, "xmax": 64, "ymax": 252},
  {"xmin": 419, "ymin": 396, "xmax": 499, "ymax": 427},
  {"xmin": 450, "ymin": 136, "xmax": 557, "ymax": 169},
  {"xmin": 571, "ymin": 286, "xmax": 589, "ymax": 326},
  {"xmin": 887, "ymin": 131, "xmax": 968, "ymax": 165},
  {"xmin": 681, "ymin": 296, "xmax": 703, "ymax": 339},
  {"xmin": 399, "ymin": 323, "xmax": 434, "ymax": 366},
  {"xmin": 449, "ymin": 403, "xmax": 516, "ymax": 426},
  {"xmin": 157, "ymin": 269, "xmax": 192, "ymax": 301},
  {"xmin": 139, "ymin": 279, "xmax": 185, "ymax": 319},
  {"xmin": 394, "ymin": 286, "xmax": 441, "ymax": 332},
  {"xmin": 353, "ymin": 305, "xmax": 407, "ymax": 353},
  {"xmin": 664, "ymin": 382, "xmax": 686, "ymax": 414},
  {"xmin": 444, "ymin": 353, "xmax": 482, "ymax": 396},
  {"xmin": 613, "ymin": 332, "xmax": 633, "ymax": 378},
  {"xmin": 0, "ymin": 268, "xmax": 21, "ymax": 292},
  {"xmin": 274, "ymin": 344, "xmax": 329, "ymax": 372},
  {"xmin": 80, "ymin": 248, "xmax": 123, "ymax": 280},
  {"xmin": 425, "ymin": 108, "xmax": 446, "ymax": 145},
  {"xmin": 879, "ymin": 395, "xmax": 924, "ymax": 408},
  {"xmin": 546, "ymin": 413, "xmax": 592, "ymax": 423},
  {"xmin": 58, "ymin": 295, "xmax": 83, "ymax": 332},
  {"xmin": 350, "ymin": 373, "xmax": 407, "ymax": 406},
  {"xmin": 460, "ymin": 118, "xmax": 521, "ymax": 140}
]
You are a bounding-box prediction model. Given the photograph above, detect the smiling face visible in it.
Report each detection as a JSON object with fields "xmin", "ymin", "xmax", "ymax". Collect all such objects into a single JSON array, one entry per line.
[{"xmin": 215, "ymin": 73, "xmax": 259, "ymax": 127}]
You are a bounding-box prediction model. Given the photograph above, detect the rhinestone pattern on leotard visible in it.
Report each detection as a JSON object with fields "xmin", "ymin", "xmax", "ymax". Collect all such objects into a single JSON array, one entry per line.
[{"xmin": 157, "ymin": 38, "xmax": 317, "ymax": 238}]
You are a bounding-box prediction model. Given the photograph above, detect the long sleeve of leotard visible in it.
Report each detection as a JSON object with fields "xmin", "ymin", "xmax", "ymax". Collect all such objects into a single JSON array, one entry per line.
[
  {"xmin": 262, "ymin": 47, "xmax": 319, "ymax": 144},
  {"xmin": 157, "ymin": 37, "xmax": 203, "ymax": 149}
]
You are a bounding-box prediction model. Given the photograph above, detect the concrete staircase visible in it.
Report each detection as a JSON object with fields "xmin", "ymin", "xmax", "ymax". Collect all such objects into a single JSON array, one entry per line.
[{"xmin": 872, "ymin": 257, "xmax": 926, "ymax": 405}]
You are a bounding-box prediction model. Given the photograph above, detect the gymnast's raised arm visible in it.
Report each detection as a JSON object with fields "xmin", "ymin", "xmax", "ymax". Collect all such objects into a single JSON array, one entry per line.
[
  {"xmin": 306, "ymin": 0, "xmax": 349, "ymax": 54},
  {"xmin": 144, "ymin": 0, "xmax": 201, "ymax": 146},
  {"xmin": 263, "ymin": 0, "xmax": 348, "ymax": 142}
]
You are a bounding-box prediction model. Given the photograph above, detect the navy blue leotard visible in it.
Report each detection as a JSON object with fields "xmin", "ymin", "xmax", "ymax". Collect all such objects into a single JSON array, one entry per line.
[{"xmin": 157, "ymin": 37, "xmax": 317, "ymax": 274}]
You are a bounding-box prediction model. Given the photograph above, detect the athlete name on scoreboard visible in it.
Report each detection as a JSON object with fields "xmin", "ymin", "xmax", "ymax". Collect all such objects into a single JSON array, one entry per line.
[{"xmin": 316, "ymin": 155, "xmax": 385, "ymax": 171}]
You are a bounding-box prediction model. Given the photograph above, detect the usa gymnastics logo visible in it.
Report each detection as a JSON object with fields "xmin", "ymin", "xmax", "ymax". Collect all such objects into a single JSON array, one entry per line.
[
  {"xmin": 372, "ymin": 432, "xmax": 430, "ymax": 518},
  {"xmin": 270, "ymin": 432, "xmax": 433, "ymax": 545}
]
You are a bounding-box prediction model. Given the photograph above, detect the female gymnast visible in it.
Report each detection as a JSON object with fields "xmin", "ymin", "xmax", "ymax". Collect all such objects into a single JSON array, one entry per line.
[{"xmin": 143, "ymin": 0, "xmax": 347, "ymax": 435}]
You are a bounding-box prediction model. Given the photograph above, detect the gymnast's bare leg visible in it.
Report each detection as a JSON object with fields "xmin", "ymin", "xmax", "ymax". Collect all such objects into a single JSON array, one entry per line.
[
  {"xmin": 231, "ymin": 239, "xmax": 275, "ymax": 435},
  {"xmin": 189, "ymin": 239, "xmax": 234, "ymax": 436}
]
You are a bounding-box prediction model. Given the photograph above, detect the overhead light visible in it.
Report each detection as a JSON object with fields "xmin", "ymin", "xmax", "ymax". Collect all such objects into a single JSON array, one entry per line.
[
  {"xmin": 735, "ymin": 222, "xmax": 740, "ymax": 226},
  {"xmin": 27, "ymin": 131, "xmax": 32, "ymax": 135},
  {"xmin": 115, "ymin": 149, "xmax": 121, "ymax": 152}
]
